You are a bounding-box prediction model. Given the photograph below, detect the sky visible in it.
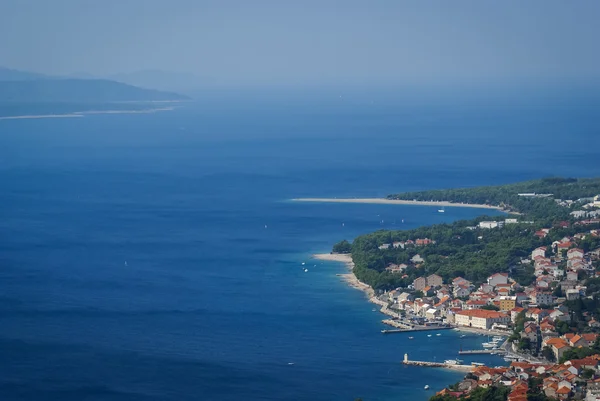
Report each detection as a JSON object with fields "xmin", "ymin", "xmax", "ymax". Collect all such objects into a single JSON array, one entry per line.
[{"xmin": 1, "ymin": 0, "xmax": 600, "ymax": 87}]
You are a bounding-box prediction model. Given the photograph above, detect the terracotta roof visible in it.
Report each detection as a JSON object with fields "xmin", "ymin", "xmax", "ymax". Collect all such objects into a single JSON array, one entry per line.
[
  {"xmin": 569, "ymin": 335, "xmax": 583, "ymax": 345},
  {"xmin": 546, "ymin": 337, "xmax": 571, "ymax": 349},
  {"xmin": 556, "ymin": 386, "xmax": 570, "ymax": 394},
  {"xmin": 455, "ymin": 309, "xmax": 508, "ymax": 319},
  {"xmin": 511, "ymin": 361, "xmax": 534, "ymax": 370},
  {"xmin": 466, "ymin": 300, "xmax": 487, "ymax": 305}
]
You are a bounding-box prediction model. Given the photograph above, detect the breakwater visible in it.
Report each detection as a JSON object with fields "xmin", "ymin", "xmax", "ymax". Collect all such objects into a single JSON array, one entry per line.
[{"xmin": 402, "ymin": 354, "xmax": 474, "ymax": 372}]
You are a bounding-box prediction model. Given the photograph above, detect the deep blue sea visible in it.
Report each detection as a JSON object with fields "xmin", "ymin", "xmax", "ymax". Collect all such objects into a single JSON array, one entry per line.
[{"xmin": 1, "ymin": 89, "xmax": 599, "ymax": 401}]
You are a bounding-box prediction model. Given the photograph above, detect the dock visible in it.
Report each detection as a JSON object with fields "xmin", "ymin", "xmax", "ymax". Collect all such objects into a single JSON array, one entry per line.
[
  {"xmin": 381, "ymin": 322, "xmax": 454, "ymax": 334},
  {"xmin": 459, "ymin": 349, "xmax": 506, "ymax": 355},
  {"xmin": 402, "ymin": 354, "xmax": 474, "ymax": 372}
]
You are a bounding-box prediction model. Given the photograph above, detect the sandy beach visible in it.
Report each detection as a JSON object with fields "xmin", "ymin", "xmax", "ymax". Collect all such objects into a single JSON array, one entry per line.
[
  {"xmin": 0, "ymin": 114, "xmax": 84, "ymax": 120},
  {"xmin": 0, "ymin": 107, "xmax": 175, "ymax": 121},
  {"xmin": 313, "ymin": 253, "xmax": 375, "ymax": 298},
  {"xmin": 294, "ymin": 198, "xmax": 505, "ymax": 211}
]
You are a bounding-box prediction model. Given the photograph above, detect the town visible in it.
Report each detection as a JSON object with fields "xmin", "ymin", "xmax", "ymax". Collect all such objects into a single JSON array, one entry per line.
[{"xmin": 339, "ymin": 183, "xmax": 600, "ymax": 401}]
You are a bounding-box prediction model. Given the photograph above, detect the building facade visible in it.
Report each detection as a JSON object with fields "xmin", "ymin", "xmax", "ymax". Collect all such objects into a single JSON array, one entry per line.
[{"xmin": 454, "ymin": 309, "xmax": 510, "ymax": 330}]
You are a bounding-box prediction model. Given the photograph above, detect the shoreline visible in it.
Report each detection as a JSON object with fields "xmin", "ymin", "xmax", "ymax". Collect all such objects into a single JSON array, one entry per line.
[
  {"xmin": 293, "ymin": 198, "xmax": 507, "ymax": 211},
  {"xmin": 0, "ymin": 107, "xmax": 175, "ymax": 121},
  {"xmin": 313, "ymin": 253, "xmax": 376, "ymax": 299},
  {"xmin": 314, "ymin": 253, "xmax": 514, "ymax": 337}
]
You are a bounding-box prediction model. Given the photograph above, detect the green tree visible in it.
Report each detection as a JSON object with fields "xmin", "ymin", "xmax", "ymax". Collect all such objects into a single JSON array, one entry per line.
[
  {"xmin": 517, "ymin": 337, "xmax": 532, "ymax": 351},
  {"xmin": 582, "ymin": 368, "xmax": 595, "ymax": 379},
  {"xmin": 541, "ymin": 346, "xmax": 555, "ymax": 362},
  {"xmin": 332, "ymin": 240, "xmax": 352, "ymax": 254}
]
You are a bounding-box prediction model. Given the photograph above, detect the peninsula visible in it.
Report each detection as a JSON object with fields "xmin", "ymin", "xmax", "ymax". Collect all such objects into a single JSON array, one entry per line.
[
  {"xmin": 293, "ymin": 198, "xmax": 505, "ymax": 211},
  {"xmin": 323, "ymin": 177, "xmax": 600, "ymax": 401}
]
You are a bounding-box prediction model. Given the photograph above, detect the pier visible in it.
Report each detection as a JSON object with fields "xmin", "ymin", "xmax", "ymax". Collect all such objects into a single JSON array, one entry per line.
[
  {"xmin": 381, "ymin": 320, "xmax": 454, "ymax": 333},
  {"xmin": 459, "ymin": 349, "xmax": 506, "ymax": 355},
  {"xmin": 402, "ymin": 354, "xmax": 474, "ymax": 372}
]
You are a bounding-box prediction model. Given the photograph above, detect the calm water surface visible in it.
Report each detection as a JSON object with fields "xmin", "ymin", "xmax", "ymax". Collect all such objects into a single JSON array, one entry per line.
[{"xmin": 1, "ymin": 92, "xmax": 599, "ymax": 400}]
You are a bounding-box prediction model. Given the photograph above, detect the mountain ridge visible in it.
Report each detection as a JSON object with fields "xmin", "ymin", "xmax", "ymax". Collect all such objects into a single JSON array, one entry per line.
[{"xmin": 0, "ymin": 77, "xmax": 189, "ymax": 102}]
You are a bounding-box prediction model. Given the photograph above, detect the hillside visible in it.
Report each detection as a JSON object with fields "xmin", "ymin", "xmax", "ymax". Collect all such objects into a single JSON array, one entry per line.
[
  {"xmin": 109, "ymin": 70, "xmax": 203, "ymax": 93},
  {"xmin": 0, "ymin": 79, "xmax": 189, "ymax": 102},
  {"xmin": 339, "ymin": 177, "xmax": 600, "ymax": 291},
  {"xmin": 0, "ymin": 66, "xmax": 48, "ymax": 81}
]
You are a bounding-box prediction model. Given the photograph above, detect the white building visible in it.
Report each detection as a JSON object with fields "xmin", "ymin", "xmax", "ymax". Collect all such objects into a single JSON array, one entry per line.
[
  {"xmin": 531, "ymin": 246, "xmax": 547, "ymax": 260},
  {"xmin": 454, "ymin": 309, "xmax": 510, "ymax": 330},
  {"xmin": 478, "ymin": 221, "xmax": 500, "ymax": 229},
  {"xmin": 453, "ymin": 285, "xmax": 471, "ymax": 298},
  {"xmin": 531, "ymin": 291, "xmax": 553, "ymax": 306},
  {"xmin": 487, "ymin": 273, "xmax": 509, "ymax": 287},
  {"xmin": 567, "ymin": 248, "xmax": 585, "ymax": 260}
]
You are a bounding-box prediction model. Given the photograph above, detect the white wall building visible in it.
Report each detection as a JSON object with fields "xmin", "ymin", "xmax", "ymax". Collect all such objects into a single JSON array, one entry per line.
[{"xmin": 454, "ymin": 310, "xmax": 510, "ymax": 330}]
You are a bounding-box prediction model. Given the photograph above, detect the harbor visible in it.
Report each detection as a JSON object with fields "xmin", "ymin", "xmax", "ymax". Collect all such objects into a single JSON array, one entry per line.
[{"xmin": 402, "ymin": 354, "xmax": 475, "ymax": 372}]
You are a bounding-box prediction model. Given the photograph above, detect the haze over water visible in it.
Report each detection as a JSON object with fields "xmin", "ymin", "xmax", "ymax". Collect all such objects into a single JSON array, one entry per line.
[{"xmin": 1, "ymin": 91, "xmax": 600, "ymax": 400}]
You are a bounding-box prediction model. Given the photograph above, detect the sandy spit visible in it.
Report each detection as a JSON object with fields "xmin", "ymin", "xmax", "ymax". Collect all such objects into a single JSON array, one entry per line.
[
  {"xmin": 293, "ymin": 198, "xmax": 504, "ymax": 211},
  {"xmin": 0, "ymin": 107, "xmax": 175, "ymax": 121}
]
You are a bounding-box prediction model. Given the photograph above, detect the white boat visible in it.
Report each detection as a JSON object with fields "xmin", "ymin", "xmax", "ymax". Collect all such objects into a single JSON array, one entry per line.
[
  {"xmin": 460, "ymin": 334, "xmax": 467, "ymax": 338},
  {"xmin": 436, "ymin": 333, "xmax": 441, "ymax": 336},
  {"xmin": 427, "ymin": 334, "xmax": 432, "ymax": 337},
  {"xmin": 424, "ymin": 385, "xmax": 430, "ymax": 390},
  {"xmin": 408, "ymin": 336, "xmax": 414, "ymax": 340},
  {"xmin": 438, "ymin": 207, "xmax": 445, "ymax": 213},
  {"xmin": 304, "ymin": 268, "xmax": 308, "ymax": 272}
]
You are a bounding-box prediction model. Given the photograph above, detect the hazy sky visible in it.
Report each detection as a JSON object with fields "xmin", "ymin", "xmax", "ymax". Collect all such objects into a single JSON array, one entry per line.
[{"xmin": 1, "ymin": 0, "xmax": 599, "ymax": 86}]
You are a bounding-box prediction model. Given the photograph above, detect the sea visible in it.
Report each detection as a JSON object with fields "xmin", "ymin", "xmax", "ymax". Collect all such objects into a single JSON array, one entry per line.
[{"xmin": 1, "ymin": 88, "xmax": 599, "ymax": 401}]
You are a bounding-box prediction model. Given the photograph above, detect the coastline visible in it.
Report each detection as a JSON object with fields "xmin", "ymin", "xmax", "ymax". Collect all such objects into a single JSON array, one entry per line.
[
  {"xmin": 313, "ymin": 253, "xmax": 376, "ymax": 299},
  {"xmin": 293, "ymin": 198, "xmax": 506, "ymax": 211},
  {"xmin": 0, "ymin": 114, "xmax": 84, "ymax": 120},
  {"xmin": 0, "ymin": 107, "xmax": 175, "ymax": 121}
]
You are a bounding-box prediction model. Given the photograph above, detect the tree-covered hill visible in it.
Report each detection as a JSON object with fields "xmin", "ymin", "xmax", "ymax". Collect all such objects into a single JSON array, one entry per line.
[
  {"xmin": 387, "ymin": 177, "xmax": 600, "ymax": 222},
  {"xmin": 339, "ymin": 177, "xmax": 600, "ymax": 291}
]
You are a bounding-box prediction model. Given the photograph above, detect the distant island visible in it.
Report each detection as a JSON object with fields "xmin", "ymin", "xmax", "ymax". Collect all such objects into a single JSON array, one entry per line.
[
  {"xmin": 0, "ymin": 65, "xmax": 189, "ymax": 105},
  {"xmin": 0, "ymin": 79, "xmax": 188, "ymax": 103}
]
